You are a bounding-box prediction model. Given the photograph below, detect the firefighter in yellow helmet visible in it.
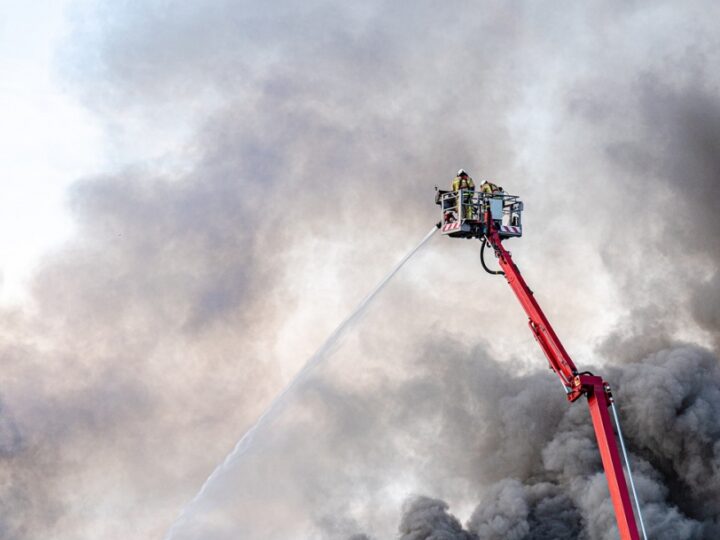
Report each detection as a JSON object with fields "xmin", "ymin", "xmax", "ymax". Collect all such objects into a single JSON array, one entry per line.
[{"xmin": 452, "ymin": 169, "xmax": 475, "ymax": 219}]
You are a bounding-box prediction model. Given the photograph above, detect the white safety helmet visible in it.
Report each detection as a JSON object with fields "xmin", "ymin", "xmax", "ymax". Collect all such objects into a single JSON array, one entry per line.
[{"xmin": 457, "ymin": 169, "xmax": 467, "ymax": 176}]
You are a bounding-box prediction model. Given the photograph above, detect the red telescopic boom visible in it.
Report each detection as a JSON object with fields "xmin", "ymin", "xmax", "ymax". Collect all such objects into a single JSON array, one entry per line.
[{"xmin": 482, "ymin": 210, "xmax": 641, "ymax": 540}]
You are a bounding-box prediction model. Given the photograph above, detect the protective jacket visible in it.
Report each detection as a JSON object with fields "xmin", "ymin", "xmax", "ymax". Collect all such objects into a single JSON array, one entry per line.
[
  {"xmin": 480, "ymin": 181, "xmax": 502, "ymax": 194},
  {"xmin": 452, "ymin": 175, "xmax": 475, "ymax": 191}
]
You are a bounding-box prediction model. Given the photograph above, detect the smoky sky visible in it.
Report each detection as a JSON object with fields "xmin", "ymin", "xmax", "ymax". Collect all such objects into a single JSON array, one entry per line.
[{"xmin": 1, "ymin": 1, "xmax": 719, "ymax": 539}]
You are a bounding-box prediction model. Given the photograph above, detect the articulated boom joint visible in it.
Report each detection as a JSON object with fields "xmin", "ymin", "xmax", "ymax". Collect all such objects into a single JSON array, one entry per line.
[{"xmin": 567, "ymin": 374, "xmax": 614, "ymax": 405}]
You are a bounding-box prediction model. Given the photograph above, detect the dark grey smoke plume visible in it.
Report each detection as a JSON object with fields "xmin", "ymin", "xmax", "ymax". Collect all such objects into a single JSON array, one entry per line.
[
  {"xmin": 1, "ymin": 0, "xmax": 719, "ymax": 539},
  {"xmin": 399, "ymin": 497, "xmax": 474, "ymax": 540},
  {"xmin": 382, "ymin": 345, "xmax": 720, "ymax": 540},
  {"xmin": 467, "ymin": 480, "xmax": 581, "ymax": 539}
]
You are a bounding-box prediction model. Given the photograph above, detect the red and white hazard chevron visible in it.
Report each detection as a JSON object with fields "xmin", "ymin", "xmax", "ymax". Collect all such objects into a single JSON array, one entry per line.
[
  {"xmin": 500, "ymin": 225, "xmax": 521, "ymax": 234},
  {"xmin": 442, "ymin": 222, "xmax": 460, "ymax": 232}
]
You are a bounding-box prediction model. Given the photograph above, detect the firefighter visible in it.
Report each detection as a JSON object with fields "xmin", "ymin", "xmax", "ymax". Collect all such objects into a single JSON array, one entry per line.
[
  {"xmin": 480, "ymin": 179, "xmax": 503, "ymax": 194},
  {"xmin": 480, "ymin": 179, "xmax": 505, "ymax": 230},
  {"xmin": 452, "ymin": 169, "xmax": 475, "ymax": 220},
  {"xmin": 452, "ymin": 169, "xmax": 475, "ymax": 191}
]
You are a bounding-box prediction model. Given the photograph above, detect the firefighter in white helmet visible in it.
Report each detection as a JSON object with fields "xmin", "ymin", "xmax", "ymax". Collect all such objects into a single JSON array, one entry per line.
[{"xmin": 452, "ymin": 169, "xmax": 475, "ymax": 219}]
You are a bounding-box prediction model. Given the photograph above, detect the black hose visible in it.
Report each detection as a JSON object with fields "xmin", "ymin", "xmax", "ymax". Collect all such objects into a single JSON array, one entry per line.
[{"xmin": 480, "ymin": 237, "xmax": 505, "ymax": 276}]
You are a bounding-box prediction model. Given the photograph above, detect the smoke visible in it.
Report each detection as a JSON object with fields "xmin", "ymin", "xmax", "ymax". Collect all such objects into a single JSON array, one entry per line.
[
  {"xmin": 385, "ymin": 346, "xmax": 720, "ymax": 540},
  {"xmin": 584, "ymin": 76, "xmax": 720, "ymax": 353},
  {"xmin": 399, "ymin": 497, "xmax": 474, "ymax": 540},
  {"xmin": 467, "ymin": 480, "xmax": 581, "ymax": 540},
  {"xmin": 1, "ymin": 0, "xmax": 719, "ymax": 539},
  {"xmin": 160, "ymin": 332, "xmax": 720, "ymax": 538}
]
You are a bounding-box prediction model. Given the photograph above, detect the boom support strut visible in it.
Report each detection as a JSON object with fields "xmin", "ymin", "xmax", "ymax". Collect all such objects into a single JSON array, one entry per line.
[{"xmin": 484, "ymin": 212, "xmax": 641, "ymax": 540}]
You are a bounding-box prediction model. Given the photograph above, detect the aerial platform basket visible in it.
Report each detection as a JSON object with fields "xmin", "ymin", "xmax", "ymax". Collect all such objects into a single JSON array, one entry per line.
[{"xmin": 435, "ymin": 189, "xmax": 524, "ymax": 239}]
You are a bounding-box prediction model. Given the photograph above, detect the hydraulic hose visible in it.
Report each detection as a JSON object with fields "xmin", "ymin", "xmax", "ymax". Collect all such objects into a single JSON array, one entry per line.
[{"xmin": 480, "ymin": 237, "xmax": 505, "ymax": 276}]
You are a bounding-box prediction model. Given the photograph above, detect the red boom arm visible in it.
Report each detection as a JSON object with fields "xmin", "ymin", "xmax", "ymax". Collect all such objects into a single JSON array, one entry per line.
[{"xmin": 484, "ymin": 215, "xmax": 640, "ymax": 540}]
